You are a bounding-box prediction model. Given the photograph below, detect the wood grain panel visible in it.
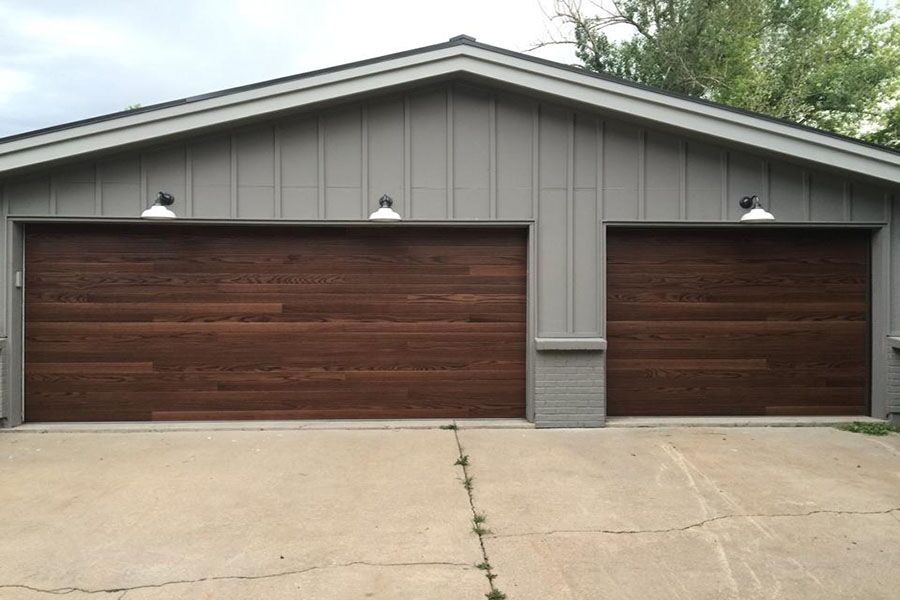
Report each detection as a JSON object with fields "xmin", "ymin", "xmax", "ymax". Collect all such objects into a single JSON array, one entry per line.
[
  {"xmin": 607, "ymin": 228, "xmax": 869, "ymax": 416},
  {"xmin": 25, "ymin": 225, "xmax": 526, "ymax": 421}
]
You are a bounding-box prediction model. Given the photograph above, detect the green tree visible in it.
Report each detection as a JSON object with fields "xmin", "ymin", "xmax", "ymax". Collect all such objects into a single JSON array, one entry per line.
[{"xmin": 542, "ymin": 0, "xmax": 900, "ymax": 148}]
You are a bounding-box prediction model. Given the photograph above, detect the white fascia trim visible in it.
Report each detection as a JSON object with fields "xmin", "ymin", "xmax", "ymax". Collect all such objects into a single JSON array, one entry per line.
[{"xmin": 2, "ymin": 44, "xmax": 899, "ymax": 184}]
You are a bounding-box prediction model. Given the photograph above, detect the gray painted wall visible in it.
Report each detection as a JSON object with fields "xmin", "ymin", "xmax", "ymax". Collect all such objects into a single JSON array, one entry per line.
[{"xmin": 1, "ymin": 81, "xmax": 897, "ymax": 425}]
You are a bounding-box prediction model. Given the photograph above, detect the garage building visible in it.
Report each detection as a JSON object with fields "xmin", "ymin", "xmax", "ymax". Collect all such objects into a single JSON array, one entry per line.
[{"xmin": 1, "ymin": 36, "xmax": 898, "ymax": 427}]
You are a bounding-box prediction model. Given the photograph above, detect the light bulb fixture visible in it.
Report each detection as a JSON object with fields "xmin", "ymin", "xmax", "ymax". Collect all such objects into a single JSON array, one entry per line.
[
  {"xmin": 368, "ymin": 194, "xmax": 401, "ymax": 222},
  {"xmin": 739, "ymin": 195, "xmax": 775, "ymax": 223},
  {"xmin": 141, "ymin": 191, "xmax": 176, "ymax": 219}
]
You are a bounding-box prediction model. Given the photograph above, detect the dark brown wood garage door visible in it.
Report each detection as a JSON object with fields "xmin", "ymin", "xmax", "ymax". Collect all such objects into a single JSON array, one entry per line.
[
  {"xmin": 607, "ymin": 228, "xmax": 869, "ymax": 416},
  {"xmin": 25, "ymin": 225, "xmax": 526, "ymax": 422}
]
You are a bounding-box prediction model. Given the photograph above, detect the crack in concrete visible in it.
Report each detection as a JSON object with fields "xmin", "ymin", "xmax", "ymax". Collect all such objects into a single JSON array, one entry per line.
[
  {"xmin": 0, "ymin": 560, "xmax": 473, "ymax": 596},
  {"xmin": 487, "ymin": 507, "xmax": 900, "ymax": 539},
  {"xmin": 451, "ymin": 423, "xmax": 503, "ymax": 598}
]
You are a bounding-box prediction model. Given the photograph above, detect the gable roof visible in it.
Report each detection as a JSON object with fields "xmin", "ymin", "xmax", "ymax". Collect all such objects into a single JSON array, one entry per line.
[{"xmin": 2, "ymin": 35, "xmax": 899, "ymax": 185}]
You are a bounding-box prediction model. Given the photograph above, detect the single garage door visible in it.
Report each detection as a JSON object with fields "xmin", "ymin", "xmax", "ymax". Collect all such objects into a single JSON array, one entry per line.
[
  {"xmin": 25, "ymin": 225, "xmax": 526, "ymax": 422},
  {"xmin": 607, "ymin": 228, "xmax": 869, "ymax": 416}
]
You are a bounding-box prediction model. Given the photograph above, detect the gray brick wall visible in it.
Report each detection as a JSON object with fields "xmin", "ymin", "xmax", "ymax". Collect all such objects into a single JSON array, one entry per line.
[
  {"xmin": 533, "ymin": 351, "xmax": 605, "ymax": 428},
  {"xmin": 888, "ymin": 347, "xmax": 900, "ymax": 425}
]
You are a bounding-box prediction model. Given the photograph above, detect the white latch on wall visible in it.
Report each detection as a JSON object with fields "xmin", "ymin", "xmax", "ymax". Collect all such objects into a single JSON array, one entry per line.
[{"xmin": 14, "ymin": 270, "xmax": 23, "ymax": 289}]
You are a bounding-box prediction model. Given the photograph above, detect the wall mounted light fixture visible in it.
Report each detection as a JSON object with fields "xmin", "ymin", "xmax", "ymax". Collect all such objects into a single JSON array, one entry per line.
[
  {"xmin": 368, "ymin": 194, "xmax": 402, "ymax": 221},
  {"xmin": 739, "ymin": 195, "xmax": 775, "ymax": 223},
  {"xmin": 141, "ymin": 191, "xmax": 176, "ymax": 219}
]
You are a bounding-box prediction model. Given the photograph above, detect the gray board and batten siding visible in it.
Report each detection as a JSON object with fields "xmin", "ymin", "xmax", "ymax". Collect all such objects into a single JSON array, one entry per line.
[{"xmin": 1, "ymin": 81, "xmax": 898, "ymax": 426}]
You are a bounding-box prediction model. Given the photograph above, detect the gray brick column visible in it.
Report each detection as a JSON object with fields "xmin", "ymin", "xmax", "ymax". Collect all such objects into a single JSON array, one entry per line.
[{"xmin": 533, "ymin": 351, "xmax": 605, "ymax": 428}]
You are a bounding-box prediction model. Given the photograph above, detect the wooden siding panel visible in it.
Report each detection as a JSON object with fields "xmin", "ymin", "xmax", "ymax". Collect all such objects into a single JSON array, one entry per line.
[
  {"xmin": 603, "ymin": 121, "xmax": 639, "ymax": 219},
  {"xmin": 496, "ymin": 97, "xmax": 533, "ymax": 220},
  {"xmin": 538, "ymin": 189, "xmax": 567, "ymax": 334},
  {"xmin": 810, "ymin": 170, "xmax": 845, "ymax": 221},
  {"xmin": 573, "ymin": 188, "xmax": 598, "ymax": 333},
  {"xmin": 453, "ymin": 87, "xmax": 491, "ymax": 219},
  {"xmin": 54, "ymin": 164, "xmax": 96, "ymax": 216},
  {"xmin": 851, "ymin": 182, "xmax": 886, "ymax": 222},
  {"xmin": 367, "ymin": 99, "xmax": 405, "ymax": 216},
  {"xmin": 769, "ymin": 162, "xmax": 806, "ymax": 222},
  {"xmin": 235, "ymin": 128, "xmax": 275, "ymax": 219},
  {"xmin": 323, "ymin": 108, "xmax": 362, "ymax": 219},
  {"xmin": 685, "ymin": 142, "xmax": 723, "ymax": 221},
  {"xmin": 409, "ymin": 90, "xmax": 447, "ymax": 219},
  {"xmin": 644, "ymin": 132, "xmax": 680, "ymax": 220},
  {"xmin": 6, "ymin": 178, "xmax": 51, "ymax": 216}
]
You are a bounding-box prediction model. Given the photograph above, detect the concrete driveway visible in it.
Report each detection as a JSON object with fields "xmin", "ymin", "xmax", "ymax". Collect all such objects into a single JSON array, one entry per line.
[{"xmin": 0, "ymin": 425, "xmax": 898, "ymax": 599}]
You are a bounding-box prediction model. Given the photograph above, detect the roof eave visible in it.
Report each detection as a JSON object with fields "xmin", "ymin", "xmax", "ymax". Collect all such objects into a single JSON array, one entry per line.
[{"xmin": 1, "ymin": 42, "xmax": 898, "ymax": 185}]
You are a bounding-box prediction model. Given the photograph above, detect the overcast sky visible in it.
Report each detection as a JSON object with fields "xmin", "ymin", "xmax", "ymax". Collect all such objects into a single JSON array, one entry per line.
[{"xmin": 0, "ymin": 0, "xmax": 587, "ymax": 138}]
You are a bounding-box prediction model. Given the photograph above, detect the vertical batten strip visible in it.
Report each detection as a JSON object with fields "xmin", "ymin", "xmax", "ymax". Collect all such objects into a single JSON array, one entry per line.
[
  {"xmin": 637, "ymin": 129, "xmax": 646, "ymax": 220},
  {"xmin": 403, "ymin": 95, "xmax": 411, "ymax": 218},
  {"xmin": 531, "ymin": 103, "xmax": 539, "ymax": 218},
  {"xmin": 532, "ymin": 102, "xmax": 540, "ymax": 331},
  {"xmin": 446, "ymin": 87, "xmax": 454, "ymax": 219},
  {"xmin": 720, "ymin": 151, "xmax": 729, "ymax": 220},
  {"xmin": 229, "ymin": 135, "xmax": 238, "ymax": 218},
  {"xmin": 273, "ymin": 125, "xmax": 282, "ymax": 219},
  {"xmin": 596, "ymin": 118, "xmax": 604, "ymax": 336},
  {"xmin": 885, "ymin": 192, "xmax": 894, "ymax": 330},
  {"xmin": 761, "ymin": 160, "xmax": 770, "ymax": 215},
  {"xmin": 678, "ymin": 140, "xmax": 687, "ymax": 220},
  {"xmin": 566, "ymin": 112, "xmax": 575, "ymax": 333},
  {"xmin": 802, "ymin": 171, "xmax": 812, "ymax": 220},
  {"xmin": 94, "ymin": 164, "xmax": 102, "ymax": 215},
  {"xmin": 489, "ymin": 94, "xmax": 498, "ymax": 220},
  {"xmin": 360, "ymin": 107, "xmax": 368, "ymax": 218},
  {"xmin": 317, "ymin": 117, "xmax": 325, "ymax": 219},
  {"xmin": 184, "ymin": 145, "xmax": 193, "ymax": 218}
]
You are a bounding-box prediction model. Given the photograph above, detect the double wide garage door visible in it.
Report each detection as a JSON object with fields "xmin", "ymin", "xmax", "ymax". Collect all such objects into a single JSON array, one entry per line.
[
  {"xmin": 25, "ymin": 225, "xmax": 526, "ymax": 422},
  {"xmin": 607, "ymin": 228, "xmax": 870, "ymax": 417}
]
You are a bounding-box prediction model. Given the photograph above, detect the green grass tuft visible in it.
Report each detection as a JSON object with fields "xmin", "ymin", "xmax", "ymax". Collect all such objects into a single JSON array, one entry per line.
[
  {"xmin": 486, "ymin": 590, "xmax": 507, "ymax": 600},
  {"xmin": 837, "ymin": 421, "xmax": 900, "ymax": 436},
  {"xmin": 455, "ymin": 455, "xmax": 470, "ymax": 466},
  {"xmin": 439, "ymin": 423, "xmax": 458, "ymax": 430},
  {"xmin": 476, "ymin": 561, "xmax": 491, "ymax": 570}
]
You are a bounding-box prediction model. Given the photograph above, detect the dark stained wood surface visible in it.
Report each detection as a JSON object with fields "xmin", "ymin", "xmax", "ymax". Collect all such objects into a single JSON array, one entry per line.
[
  {"xmin": 606, "ymin": 228, "xmax": 870, "ymax": 416},
  {"xmin": 25, "ymin": 225, "xmax": 527, "ymax": 421}
]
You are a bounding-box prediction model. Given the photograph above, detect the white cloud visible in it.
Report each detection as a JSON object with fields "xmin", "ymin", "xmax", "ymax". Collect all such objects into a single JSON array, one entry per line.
[
  {"xmin": 0, "ymin": 67, "xmax": 33, "ymax": 106},
  {"xmin": 0, "ymin": 0, "xmax": 589, "ymax": 137}
]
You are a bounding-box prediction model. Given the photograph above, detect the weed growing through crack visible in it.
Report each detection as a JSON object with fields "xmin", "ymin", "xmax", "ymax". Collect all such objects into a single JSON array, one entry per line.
[{"xmin": 447, "ymin": 423, "xmax": 507, "ymax": 600}]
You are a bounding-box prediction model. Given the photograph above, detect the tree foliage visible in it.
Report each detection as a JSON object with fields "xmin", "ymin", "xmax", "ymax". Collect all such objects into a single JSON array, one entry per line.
[{"xmin": 544, "ymin": 0, "xmax": 900, "ymax": 148}]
